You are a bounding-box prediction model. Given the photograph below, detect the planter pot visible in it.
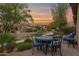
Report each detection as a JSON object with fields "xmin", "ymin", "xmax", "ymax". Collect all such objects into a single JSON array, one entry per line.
[
  {"xmin": 5, "ymin": 43, "xmax": 16, "ymax": 53},
  {"xmin": 0, "ymin": 48, "xmax": 4, "ymax": 53}
]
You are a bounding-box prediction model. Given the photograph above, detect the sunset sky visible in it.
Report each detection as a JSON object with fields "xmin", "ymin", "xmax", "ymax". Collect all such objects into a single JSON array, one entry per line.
[{"xmin": 28, "ymin": 3, "xmax": 74, "ymax": 25}]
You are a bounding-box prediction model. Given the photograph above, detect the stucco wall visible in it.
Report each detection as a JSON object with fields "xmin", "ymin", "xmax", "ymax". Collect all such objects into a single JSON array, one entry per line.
[{"xmin": 76, "ymin": 4, "xmax": 79, "ymax": 48}]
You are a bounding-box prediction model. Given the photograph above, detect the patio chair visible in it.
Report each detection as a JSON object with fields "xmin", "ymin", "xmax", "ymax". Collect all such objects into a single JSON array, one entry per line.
[
  {"xmin": 48, "ymin": 35, "xmax": 62, "ymax": 56},
  {"xmin": 31, "ymin": 36, "xmax": 44, "ymax": 55},
  {"xmin": 63, "ymin": 32, "xmax": 77, "ymax": 48},
  {"xmin": 63, "ymin": 32, "xmax": 76, "ymax": 41}
]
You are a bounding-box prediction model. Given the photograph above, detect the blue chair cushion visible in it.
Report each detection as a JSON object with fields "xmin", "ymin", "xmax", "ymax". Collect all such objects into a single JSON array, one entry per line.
[
  {"xmin": 63, "ymin": 32, "xmax": 76, "ymax": 41},
  {"xmin": 33, "ymin": 42, "xmax": 44, "ymax": 47},
  {"xmin": 68, "ymin": 32, "xmax": 76, "ymax": 38}
]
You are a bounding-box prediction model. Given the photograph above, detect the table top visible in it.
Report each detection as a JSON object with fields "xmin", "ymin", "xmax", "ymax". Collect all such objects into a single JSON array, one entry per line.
[{"xmin": 35, "ymin": 36, "xmax": 53, "ymax": 41}]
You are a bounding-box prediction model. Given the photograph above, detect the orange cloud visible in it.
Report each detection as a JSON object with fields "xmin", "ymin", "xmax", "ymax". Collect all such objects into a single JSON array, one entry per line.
[
  {"xmin": 34, "ymin": 17, "xmax": 52, "ymax": 23},
  {"xmin": 31, "ymin": 7, "xmax": 73, "ymax": 25}
]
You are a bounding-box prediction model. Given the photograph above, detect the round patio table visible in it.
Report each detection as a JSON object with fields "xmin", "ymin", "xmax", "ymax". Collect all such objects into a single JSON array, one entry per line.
[{"xmin": 35, "ymin": 36, "xmax": 53, "ymax": 55}]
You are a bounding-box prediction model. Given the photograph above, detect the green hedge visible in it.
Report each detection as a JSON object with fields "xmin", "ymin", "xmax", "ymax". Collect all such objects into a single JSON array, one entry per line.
[
  {"xmin": 16, "ymin": 40, "xmax": 33, "ymax": 51},
  {"xmin": 32, "ymin": 34, "xmax": 43, "ymax": 37}
]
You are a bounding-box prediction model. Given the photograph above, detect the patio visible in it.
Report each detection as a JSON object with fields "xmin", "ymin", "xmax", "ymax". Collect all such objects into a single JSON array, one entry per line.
[
  {"xmin": 0, "ymin": 3, "xmax": 78, "ymax": 56},
  {"xmin": 7, "ymin": 43, "xmax": 79, "ymax": 56}
]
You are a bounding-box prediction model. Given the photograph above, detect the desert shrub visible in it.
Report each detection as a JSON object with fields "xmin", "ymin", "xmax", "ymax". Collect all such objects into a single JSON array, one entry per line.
[
  {"xmin": 0, "ymin": 32, "xmax": 16, "ymax": 52},
  {"xmin": 62, "ymin": 27, "xmax": 73, "ymax": 35},
  {"xmin": 24, "ymin": 39, "xmax": 32, "ymax": 43}
]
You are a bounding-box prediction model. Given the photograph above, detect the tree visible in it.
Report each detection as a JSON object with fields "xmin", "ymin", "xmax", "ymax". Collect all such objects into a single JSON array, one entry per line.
[
  {"xmin": 53, "ymin": 4, "xmax": 68, "ymax": 35},
  {"xmin": 0, "ymin": 3, "xmax": 33, "ymax": 52},
  {"xmin": 0, "ymin": 3, "xmax": 33, "ymax": 32}
]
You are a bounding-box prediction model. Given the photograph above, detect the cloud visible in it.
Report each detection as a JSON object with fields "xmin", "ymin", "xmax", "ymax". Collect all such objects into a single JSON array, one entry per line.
[{"xmin": 28, "ymin": 3, "xmax": 74, "ymax": 25}]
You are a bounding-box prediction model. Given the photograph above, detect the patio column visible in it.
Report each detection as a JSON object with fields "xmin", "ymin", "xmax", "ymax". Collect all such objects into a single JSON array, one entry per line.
[{"xmin": 76, "ymin": 4, "xmax": 79, "ymax": 48}]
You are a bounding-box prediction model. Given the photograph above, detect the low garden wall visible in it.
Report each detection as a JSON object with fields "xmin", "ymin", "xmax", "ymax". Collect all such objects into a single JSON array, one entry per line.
[
  {"xmin": 13, "ymin": 32, "xmax": 47, "ymax": 40},
  {"xmin": 14, "ymin": 32, "xmax": 37, "ymax": 40}
]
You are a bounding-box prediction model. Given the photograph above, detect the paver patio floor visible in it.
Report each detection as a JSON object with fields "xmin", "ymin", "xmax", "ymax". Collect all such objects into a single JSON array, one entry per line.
[{"xmin": 8, "ymin": 44, "xmax": 79, "ymax": 56}]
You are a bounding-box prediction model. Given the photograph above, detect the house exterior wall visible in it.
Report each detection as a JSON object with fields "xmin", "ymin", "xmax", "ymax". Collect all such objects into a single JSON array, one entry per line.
[{"xmin": 76, "ymin": 4, "xmax": 79, "ymax": 48}]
